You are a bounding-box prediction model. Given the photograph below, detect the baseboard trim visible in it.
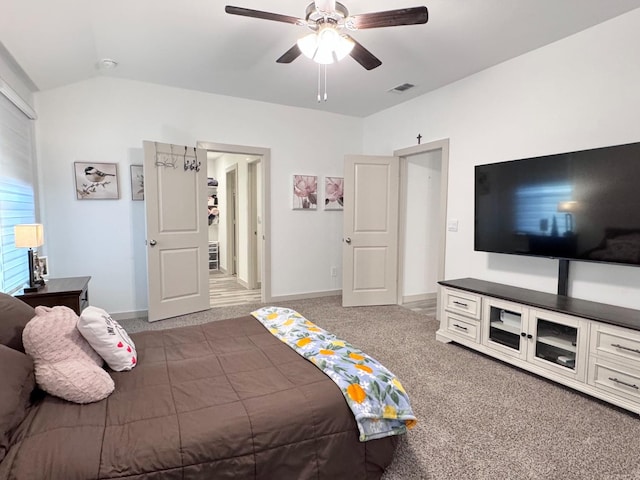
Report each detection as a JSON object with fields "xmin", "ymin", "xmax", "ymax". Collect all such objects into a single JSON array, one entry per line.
[
  {"xmin": 269, "ymin": 289, "xmax": 342, "ymax": 302},
  {"xmin": 402, "ymin": 292, "xmax": 436, "ymax": 304},
  {"xmin": 111, "ymin": 310, "xmax": 148, "ymax": 322},
  {"xmin": 237, "ymin": 277, "xmax": 250, "ymax": 289}
]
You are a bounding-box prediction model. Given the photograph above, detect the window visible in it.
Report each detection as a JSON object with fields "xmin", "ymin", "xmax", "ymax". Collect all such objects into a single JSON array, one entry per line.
[
  {"xmin": 515, "ymin": 183, "xmax": 573, "ymax": 237},
  {"xmin": 0, "ymin": 92, "xmax": 36, "ymax": 293}
]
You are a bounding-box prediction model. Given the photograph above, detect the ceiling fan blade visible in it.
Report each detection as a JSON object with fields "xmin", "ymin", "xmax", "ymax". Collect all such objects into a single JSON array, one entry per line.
[
  {"xmin": 349, "ymin": 6, "xmax": 428, "ymax": 29},
  {"xmin": 347, "ymin": 36, "xmax": 382, "ymax": 70},
  {"xmin": 276, "ymin": 44, "xmax": 302, "ymax": 64},
  {"xmin": 225, "ymin": 5, "xmax": 304, "ymax": 25}
]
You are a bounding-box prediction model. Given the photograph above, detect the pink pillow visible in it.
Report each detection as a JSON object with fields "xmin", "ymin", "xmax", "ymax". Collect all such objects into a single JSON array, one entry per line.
[{"xmin": 22, "ymin": 306, "xmax": 114, "ymax": 404}]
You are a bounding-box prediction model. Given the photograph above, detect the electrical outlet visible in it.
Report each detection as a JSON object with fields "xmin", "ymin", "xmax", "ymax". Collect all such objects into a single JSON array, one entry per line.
[{"xmin": 331, "ymin": 266, "xmax": 337, "ymax": 277}]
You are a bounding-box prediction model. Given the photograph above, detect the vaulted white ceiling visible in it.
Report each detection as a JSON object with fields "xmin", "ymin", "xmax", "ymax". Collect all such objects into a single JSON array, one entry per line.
[{"xmin": 3, "ymin": 0, "xmax": 640, "ymax": 117}]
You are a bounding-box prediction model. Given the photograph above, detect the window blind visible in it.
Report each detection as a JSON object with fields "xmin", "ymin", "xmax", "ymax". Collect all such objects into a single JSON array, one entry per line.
[
  {"xmin": 515, "ymin": 183, "xmax": 572, "ymax": 237},
  {"xmin": 0, "ymin": 92, "xmax": 36, "ymax": 293}
]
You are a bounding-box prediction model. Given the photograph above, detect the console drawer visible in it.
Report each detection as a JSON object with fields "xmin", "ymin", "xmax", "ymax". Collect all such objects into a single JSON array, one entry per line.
[
  {"xmin": 443, "ymin": 288, "xmax": 481, "ymax": 319},
  {"xmin": 445, "ymin": 312, "xmax": 480, "ymax": 343},
  {"xmin": 588, "ymin": 357, "xmax": 640, "ymax": 406},
  {"xmin": 590, "ymin": 322, "xmax": 640, "ymax": 368}
]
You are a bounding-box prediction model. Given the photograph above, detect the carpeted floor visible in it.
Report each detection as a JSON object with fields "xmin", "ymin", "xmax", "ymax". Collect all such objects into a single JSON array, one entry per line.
[{"xmin": 120, "ymin": 296, "xmax": 640, "ymax": 480}]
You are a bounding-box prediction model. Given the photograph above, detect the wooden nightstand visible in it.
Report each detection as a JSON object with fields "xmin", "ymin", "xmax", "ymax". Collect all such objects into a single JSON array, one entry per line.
[{"xmin": 15, "ymin": 276, "xmax": 91, "ymax": 315}]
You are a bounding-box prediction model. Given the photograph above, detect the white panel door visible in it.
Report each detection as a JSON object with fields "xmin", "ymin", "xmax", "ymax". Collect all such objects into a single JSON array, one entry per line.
[
  {"xmin": 143, "ymin": 141, "xmax": 210, "ymax": 322},
  {"xmin": 342, "ymin": 155, "xmax": 399, "ymax": 307}
]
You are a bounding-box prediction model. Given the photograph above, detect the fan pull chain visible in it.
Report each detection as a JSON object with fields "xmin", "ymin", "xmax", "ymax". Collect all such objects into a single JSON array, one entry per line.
[
  {"xmin": 324, "ymin": 64, "xmax": 328, "ymax": 102},
  {"xmin": 317, "ymin": 64, "xmax": 329, "ymax": 103}
]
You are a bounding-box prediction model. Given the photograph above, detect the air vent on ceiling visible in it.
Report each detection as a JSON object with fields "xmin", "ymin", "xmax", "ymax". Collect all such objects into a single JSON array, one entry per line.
[{"xmin": 388, "ymin": 83, "xmax": 415, "ymax": 94}]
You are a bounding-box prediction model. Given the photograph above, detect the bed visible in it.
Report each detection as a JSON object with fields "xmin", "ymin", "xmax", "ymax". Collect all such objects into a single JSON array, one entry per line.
[{"xmin": 0, "ymin": 294, "xmax": 401, "ymax": 479}]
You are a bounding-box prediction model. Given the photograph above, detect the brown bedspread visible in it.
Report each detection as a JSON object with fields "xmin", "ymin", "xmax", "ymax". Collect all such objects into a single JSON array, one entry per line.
[{"xmin": 1, "ymin": 315, "xmax": 398, "ymax": 479}]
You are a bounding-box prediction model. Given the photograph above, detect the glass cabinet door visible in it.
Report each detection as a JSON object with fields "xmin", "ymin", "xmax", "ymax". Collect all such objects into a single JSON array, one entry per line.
[
  {"xmin": 485, "ymin": 303, "xmax": 524, "ymax": 356},
  {"xmin": 533, "ymin": 318, "xmax": 578, "ymax": 371}
]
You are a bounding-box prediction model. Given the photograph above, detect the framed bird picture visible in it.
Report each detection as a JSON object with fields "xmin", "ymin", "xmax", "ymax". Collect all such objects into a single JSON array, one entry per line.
[{"xmin": 74, "ymin": 162, "xmax": 120, "ymax": 200}]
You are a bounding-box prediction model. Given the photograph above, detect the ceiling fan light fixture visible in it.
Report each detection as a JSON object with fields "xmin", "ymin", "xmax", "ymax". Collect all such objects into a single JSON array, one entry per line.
[
  {"xmin": 334, "ymin": 34, "xmax": 355, "ymax": 60},
  {"xmin": 297, "ymin": 33, "xmax": 320, "ymax": 60},
  {"xmin": 315, "ymin": 27, "xmax": 339, "ymax": 64},
  {"xmin": 297, "ymin": 27, "xmax": 354, "ymax": 64}
]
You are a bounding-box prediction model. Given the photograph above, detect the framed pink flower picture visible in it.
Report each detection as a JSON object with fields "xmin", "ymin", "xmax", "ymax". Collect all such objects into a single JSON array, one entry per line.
[
  {"xmin": 324, "ymin": 176, "xmax": 344, "ymax": 210},
  {"xmin": 293, "ymin": 175, "xmax": 318, "ymax": 210}
]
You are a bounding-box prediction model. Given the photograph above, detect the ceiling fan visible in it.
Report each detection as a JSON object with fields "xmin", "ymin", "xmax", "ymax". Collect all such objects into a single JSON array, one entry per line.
[{"xmin": 224, "ymin": 1, "xmax": 429, "ymax": 70}]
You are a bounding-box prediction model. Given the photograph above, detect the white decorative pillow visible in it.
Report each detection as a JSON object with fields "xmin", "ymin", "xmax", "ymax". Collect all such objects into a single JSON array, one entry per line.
[{"xmin": 77, "ymin": 306, "xmax": 137, "ymax": 371}]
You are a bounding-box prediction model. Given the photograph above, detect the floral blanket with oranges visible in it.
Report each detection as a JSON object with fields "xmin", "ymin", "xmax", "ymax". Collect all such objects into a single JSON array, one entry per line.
[{"xmin": 251, "ymin": 307, "xmax": 417, "ymax": 442}]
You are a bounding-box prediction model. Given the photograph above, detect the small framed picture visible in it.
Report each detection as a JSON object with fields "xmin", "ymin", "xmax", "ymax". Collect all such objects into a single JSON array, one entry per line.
[
  {"xmin": 37, "ymin": 256, "xmax": 49, "ymax": 278},
  {"xmin": 130, "ymin": 165, "xmax": 144, "ymax": 201},
  {"xmin": 293, "ymin": 174, "xmax": 318, "ymax": 210},
  {"xmin": 74, "ymin": 162, "xmax": 120, "ymax": 200},
  {"xmin": 324, "ymin": 176, "xmax": 344, "ymax": 210}
]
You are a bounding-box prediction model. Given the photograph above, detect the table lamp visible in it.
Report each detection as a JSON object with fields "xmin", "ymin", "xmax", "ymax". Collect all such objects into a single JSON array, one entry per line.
[
  {"xmin": 557, "ymin": 201, "xmax": 578, "ymax": 235},
  {"xmin": 14, "ymin": 223, "xmax": 45, "ymax": 293}
]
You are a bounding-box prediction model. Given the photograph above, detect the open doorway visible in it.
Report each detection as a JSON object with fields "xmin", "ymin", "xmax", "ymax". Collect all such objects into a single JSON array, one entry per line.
[
  {"xmin": 395, "ymin": 139, "xmax": 449, "ymax": 317},
  {"xmin": 198, "ymin": 141, "xmax": 271, "ymax": 308}
]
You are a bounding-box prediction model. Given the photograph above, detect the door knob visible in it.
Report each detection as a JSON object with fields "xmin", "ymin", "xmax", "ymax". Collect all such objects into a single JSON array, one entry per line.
[
  {"xmin": 149, "ymin": 240, "xmax": 157, "ymax": 246},
  {"xmin": 345, "ymin": 237, "xmax": 351, "ymax": 244}
]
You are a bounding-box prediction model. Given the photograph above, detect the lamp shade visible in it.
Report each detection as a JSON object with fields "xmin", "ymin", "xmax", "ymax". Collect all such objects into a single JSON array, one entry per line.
[
  {"xmin": 14, "ymin": 224, "xmax": 44, "ymax": 248},
  {"xmin": 557, "ymin": 201, "xmax": 578, "ymax": 213}
]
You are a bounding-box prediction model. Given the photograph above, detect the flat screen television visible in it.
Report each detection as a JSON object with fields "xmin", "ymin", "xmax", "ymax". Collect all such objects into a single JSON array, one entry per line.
[{"xmin": 474, "ymin": 141, "xmax": 640, "ymax": 267}]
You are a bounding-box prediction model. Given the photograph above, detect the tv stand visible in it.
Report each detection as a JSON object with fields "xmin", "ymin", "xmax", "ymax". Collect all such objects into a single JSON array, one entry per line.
[{"xmin": 437, "ymin": 278, "xmax": 640, "ymax": 415}]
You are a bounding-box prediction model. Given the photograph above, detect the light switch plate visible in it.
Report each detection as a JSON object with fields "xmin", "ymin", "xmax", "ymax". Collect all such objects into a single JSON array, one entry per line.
[{"xmin": 447, "ymin": 219, "xmax": 459, "ymax": 232}]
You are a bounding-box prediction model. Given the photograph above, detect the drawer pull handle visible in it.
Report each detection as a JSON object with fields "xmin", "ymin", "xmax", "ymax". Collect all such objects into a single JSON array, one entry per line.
[
  {"xmin": 452, "ymin": 301, "xmax": 468, "ymax": 308},
  {"xmin": 608, "ymin": 377, "xmax": 639, "ymax": 390},
  {"xmin": 611, "ymin": 343, "xmax": 640, "ymax": 355},
  {"xmin": 453, "ymin": 323, "xmax": 468, "ymax": 331}
]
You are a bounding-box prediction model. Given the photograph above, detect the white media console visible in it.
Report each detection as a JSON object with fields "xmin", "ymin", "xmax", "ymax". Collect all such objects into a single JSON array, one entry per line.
[{"xmin": 436, "ymin": 278, "xmax": 640, "ymax": 415}]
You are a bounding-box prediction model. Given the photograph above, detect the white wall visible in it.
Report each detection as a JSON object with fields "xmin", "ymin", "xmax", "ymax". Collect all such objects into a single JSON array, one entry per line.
[
  {"xmin": 34, "ymin": 77, "xmax": 362, "ymax": 314},
  {"xmin": 364, "ymin": 9, "xmax": 640, "ymax": 310},
  {"xmin": 402, "ymin": 151, "xmax": 442, "ymax": 298}
]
